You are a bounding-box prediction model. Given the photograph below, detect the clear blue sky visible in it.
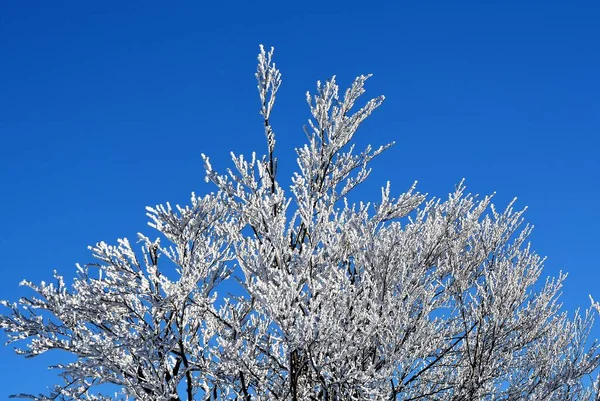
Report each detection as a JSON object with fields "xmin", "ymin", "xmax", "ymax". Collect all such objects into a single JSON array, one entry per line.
[{"xmin": 1, "ymin": 1, "xmax": 599, "ymax": 397}]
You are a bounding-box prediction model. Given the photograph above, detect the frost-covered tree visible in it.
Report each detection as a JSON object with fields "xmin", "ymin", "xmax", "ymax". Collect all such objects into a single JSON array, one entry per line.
[{"xmin": 2, "ymin": 46, "xmax": 600, "ymax": 401}]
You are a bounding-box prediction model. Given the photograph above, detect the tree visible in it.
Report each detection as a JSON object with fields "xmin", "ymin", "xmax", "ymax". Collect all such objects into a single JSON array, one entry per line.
[{"xmin": 2, "ymin": 46, "xmax": 600, "ymax": 401}]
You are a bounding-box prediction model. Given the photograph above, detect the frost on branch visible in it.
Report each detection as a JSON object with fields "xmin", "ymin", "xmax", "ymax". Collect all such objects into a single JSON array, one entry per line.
[{"xmin": 2, "ymin": 46, "xmax": 600, "ymax": 401}]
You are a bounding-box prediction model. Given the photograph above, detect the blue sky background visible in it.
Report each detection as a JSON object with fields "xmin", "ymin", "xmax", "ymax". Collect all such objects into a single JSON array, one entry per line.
[{"xmin": 1, "ymin": 1, "xmax": 599, "ymax": 397}]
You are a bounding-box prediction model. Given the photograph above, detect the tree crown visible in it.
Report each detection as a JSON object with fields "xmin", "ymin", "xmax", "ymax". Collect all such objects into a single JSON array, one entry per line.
[{"xmin": 2, "ymin": 46, "xmax": 600, "ymax": 401}]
